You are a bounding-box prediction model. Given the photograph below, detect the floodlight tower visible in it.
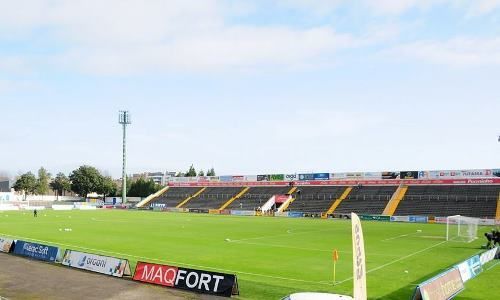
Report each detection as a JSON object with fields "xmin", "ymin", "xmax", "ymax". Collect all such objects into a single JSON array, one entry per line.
[{"xmin": 118, "ymin": 111, "xmax": 131, "ymax": 203}]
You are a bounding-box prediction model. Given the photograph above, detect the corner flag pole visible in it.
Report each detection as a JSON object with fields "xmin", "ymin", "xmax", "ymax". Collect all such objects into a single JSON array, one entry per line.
[{"xmin": 332, "ymin": 249, "xmax": 339, "ymax": 284}]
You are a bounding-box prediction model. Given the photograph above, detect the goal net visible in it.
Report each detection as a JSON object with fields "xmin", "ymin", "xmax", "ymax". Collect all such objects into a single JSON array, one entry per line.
[{"xmin": 446, "ymin": 215, "xmax": 479, "ymax": 242}]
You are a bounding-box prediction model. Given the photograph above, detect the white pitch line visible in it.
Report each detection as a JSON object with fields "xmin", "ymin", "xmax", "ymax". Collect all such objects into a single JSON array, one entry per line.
[
  {"xmin": 381, "ymin": 232, "xmax": 420, "ymax": 242},
  {"xmin": 335, "ymin": 240, "xmax": 449, "ymax": 285},
  {"xmin": 0, "ymin": 232, "xmax": 333, "ymax": 287}
]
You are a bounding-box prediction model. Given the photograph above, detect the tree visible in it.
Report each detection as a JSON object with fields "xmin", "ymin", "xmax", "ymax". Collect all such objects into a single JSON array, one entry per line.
[
  {"xmin": 50, "ymin": 172, "xmax": 71, "ymax": 197},
  {"xmin": 128, "ymin": 178, "xmax": 161, "ymax": 198},
  {"xmin": 198, "ymin": 169, "xmax": 205, "ymax": 176},
  {"xmin": 36, "ymin": 167, "xmax": 51, "ymax": 195},
  {"xmin": 13, "ymin": 172, "xmax": 37, "ymax": 200},
  {"xmin": 97, "ymin": 176, "xmax": 118, "ymax": 198},
  {"xmin": 207, "ymin": 167, "xmax": 216, "ymax": 176},
  {"xmin": 185, "ymin": 164, "xmax": 197, "ymax": 177},
  {"xmin": 69, "ymin": 165, "xmax": 103, "ymax": 198}
]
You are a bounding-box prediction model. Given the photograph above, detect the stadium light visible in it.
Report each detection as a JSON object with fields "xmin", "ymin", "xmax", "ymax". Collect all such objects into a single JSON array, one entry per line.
[{"xmin": 118, "ymin": 111, "xmax": 131, "ymax": 203}]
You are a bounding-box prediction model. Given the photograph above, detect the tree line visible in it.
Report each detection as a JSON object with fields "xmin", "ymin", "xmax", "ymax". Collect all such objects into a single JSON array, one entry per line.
[
  {"xmin": 176, "ymin": 165, "xmax": 215, "ymax": 177},
  {"xmin": 12, "ymin": 164, "xmax": 217, "ymax": 200},
  {"xmin": 13, "ymin": 166, "xmax": 161, "ymax": 199}
]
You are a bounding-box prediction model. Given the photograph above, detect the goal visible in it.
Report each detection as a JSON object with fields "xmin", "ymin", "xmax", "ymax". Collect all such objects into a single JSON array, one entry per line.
[{"xmin": 446, "ymin": 215, "xmax": 479, "ymax": 242}]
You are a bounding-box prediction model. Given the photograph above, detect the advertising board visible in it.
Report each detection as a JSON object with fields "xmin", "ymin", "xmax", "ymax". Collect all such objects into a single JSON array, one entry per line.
[
  {"xmin": 13, "ymin": 240, "xmax": 59, "ymax": 262},
  {"xmin": 244, "ymin": 175, "xmax": 257, "ymax": 181},
  {"xmin": 0, "ymin": 237, "xmax": 14, "ymax": 253},
  {"xmin": 219, "ymin": 176, "xmax": 233, "ymax": 182},
  {"xmin": 382, "ymin": 172, "xmax": 399, "ymax": 179},
  {"xmin": 400, "ymin": 171, "xmax": 419, "ymax": 179},
  {"xmin": 230, "ymin": 210, "xmax": 255, "ymax": 216},
  {"xmin": 288, "ymin": 212, "xmax": 304, "ymax": 218},
  {"xmin": 409, "ymin": 216, "xmax": 428, "ymax": 223},
  {"xmin": 270, "ymin": 174, "xmax": 284, "ymax": 181},
  {"xmin": 298, "ymin": 174, "xmax": 314, "ymax": 181},
  {"xmin": 232, "ymin": 176, "xmax": 245, "ymax": 182},
  {"xmin": 390, "ymin": 216, "xmax": 410, "ymax": 222},
  {"xmin": 313, "ymin": 173, "xmax": 330, "ymax": 180},
  {"xmin": 359, "ymin": 215, "xmax": 390, "ymax": 221},
  {"xmin": 456, "ymin": 255, "xmax": 482, "ymax": 283},
  {"xmin": 284, "ymin": 174, "xmax": 298, "ymax": 181},
  {"xmin": 274, "ymin": 212, "xmax": 289, "ymax": 217},
  {"xmin": 257, "ymin": 175, "xmax": 270, "ymax": 181},
  {"xmin": 189, "ymin": 209, "xmax": 209, "ymax": 214},
  {"xmin": 133, "ymin": 261, "xmax": 239, "ymax": 297},
  {"xmin": 413, "ymin": 267, "xmax": 464, "ymax": 300},
  {"xmin": 479, "ymin": 247, "xmax": 498, "ymax": 265},
  {"xmin": 62, "ymin": 249, "xmax": 131, "ymax": 277}
]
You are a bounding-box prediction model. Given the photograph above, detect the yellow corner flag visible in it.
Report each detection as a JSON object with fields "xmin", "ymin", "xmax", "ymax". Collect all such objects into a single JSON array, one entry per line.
[{"xmin": 332, "ymin": 249, "xmax": 339, "ymax": 283}]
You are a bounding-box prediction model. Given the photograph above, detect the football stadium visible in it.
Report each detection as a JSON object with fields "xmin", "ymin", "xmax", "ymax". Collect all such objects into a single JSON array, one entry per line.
[
  {"xmin": 1, "ymin": 170, "xmax": 499, "ymax": 299},
  {"xmin": 2, "ymin": 2, "xmax": 500, "ymax": 300}
]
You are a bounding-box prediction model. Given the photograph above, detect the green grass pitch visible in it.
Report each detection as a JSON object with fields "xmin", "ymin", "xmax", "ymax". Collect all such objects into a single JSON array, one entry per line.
[{"xmin": 0, "ymin": 210, "xmax": 497, "ymax": 299}]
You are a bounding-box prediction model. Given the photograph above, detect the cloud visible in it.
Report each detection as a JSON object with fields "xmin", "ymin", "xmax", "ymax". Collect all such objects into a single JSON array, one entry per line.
[
  {"xmin": 56, "ymin": 26, "xmax": 360, "ymax": 74},
  {"xmin": 386, "ymin": 37, "xmax": 500, "ymax": 66},
  {"xmin": 277, "ymin": 0, "xmax": 344, "ymax": 15},
  {"xmin": 0, "ymin": 0, "xmax": 375, "ymax": 75},
  {"xmin": 362, "ymin": 0, "xmax": 500, "ymax": 16},
  {"xmin": 466, "ymin": 0, "xmax": 500, "ymax": 16}
]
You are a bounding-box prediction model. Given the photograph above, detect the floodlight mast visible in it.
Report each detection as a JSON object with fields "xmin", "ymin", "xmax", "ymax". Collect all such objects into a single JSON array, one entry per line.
[{"xmin": 118, "ymin": 111, "xmax": 131, "ymax": 204}]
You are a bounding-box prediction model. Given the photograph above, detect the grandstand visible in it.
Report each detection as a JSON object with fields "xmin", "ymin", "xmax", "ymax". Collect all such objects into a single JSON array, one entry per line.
[
  {"xmin": 286, "ymin": 186, "xmax": 345, "ymax": 213},
  {"xmin": 394, "ymin": 185, "xmax": 499, "ymax": 218},
  {"xmin": 146, "ymin": 182, "xmax": 500, "ymax": 219},
  {"xmin": 182, "ymin": 187, "xmax": 243, "ymax": 209},
  {"xmin": 226, "ymin": 186, "xmax": 290, "ymax": 210},
  {"xmin": 334, "ymin": 186, "xmax": 397, "ymax": 215},
  {"xmin": 150, "ymin": 187, "xmax": 202, "ymax": 208},
  {"xmin": 142, "ymin": 168, "xmax": 500, "ymax": 220}
]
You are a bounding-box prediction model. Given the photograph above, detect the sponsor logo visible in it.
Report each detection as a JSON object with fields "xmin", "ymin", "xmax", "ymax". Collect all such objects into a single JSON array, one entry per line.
[
  {"xmin": 466, "ymin": 179, "xmax": 493, "ymax": 184},
  {"xmin": 354, "ymin": 223, "xmax": 363, "ymax": 280},
  {"xmin": 23, "ymin": 243, "xmax": 49, "ymax": 255},
  {"xmin": 298, "ymin": 173, "xmax": 314, "ymax": 180},
  {"xmin": 257, "ymin": 175, "xmax": 270, "ymax": 181},
  {"xmin": 284, "ymin": 174, "xmax": 297, "ymax": 180},
  {"xmin": 134, "ymin": 262, "xmax": 238, "ymax": 297}
]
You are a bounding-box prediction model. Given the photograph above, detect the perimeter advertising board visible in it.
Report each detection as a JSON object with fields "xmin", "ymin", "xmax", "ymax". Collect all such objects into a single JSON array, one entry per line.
[
  {"xmin": 413, "ymin": 267, "xmax": 464, "ymax": 300},
  {"xmin": 133, "ymin": 261, "xmax": 239, "ymax": 297},
  {"xmin": 0, "ymin": 237, "xmax": 14, "ymax": 253},
  {"xmin": 298, "ymin": 173, "xmax": 314, "ymax": 181},
  {"xmin": 62, "ymin": 249, "xmax": 131, "ymax": 277},
  {"xmin": 270, "ymin": 174, "xmax": 284, "ymax": 181},
  {"xmin": 400, "ymin": 171, "xmax": 419, "ymax": 179},
  {"xmin": 13, "ymin": 240, "xmax": 59, "ymax": 262},
  {"xmin": 479, "ymin": 247, "xmax": 498, "ymax": 265},
  {"xmin": 284, "ymin": 174, "xmax": 298, "ymax": 181},
  {"xmin": 456, "ymin": 255, "xmax": 482, "ymax": 283}
]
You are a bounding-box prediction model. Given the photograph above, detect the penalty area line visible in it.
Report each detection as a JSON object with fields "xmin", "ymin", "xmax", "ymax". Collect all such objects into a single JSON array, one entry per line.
[{"xmin": 0, "ymin": 232, "xmax": 334, "ymax": 287}]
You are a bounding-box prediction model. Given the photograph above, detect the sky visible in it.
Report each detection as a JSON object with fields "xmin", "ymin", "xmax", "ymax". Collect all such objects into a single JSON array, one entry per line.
[{"xmin": 1, "ymin": 0, "xmax": 499, "ymax": 179}]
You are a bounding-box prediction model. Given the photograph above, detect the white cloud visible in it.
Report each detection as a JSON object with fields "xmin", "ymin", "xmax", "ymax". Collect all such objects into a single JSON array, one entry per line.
[
  {"xmin": 362, "ymin": 0, "xmax": 500, "ymax": 16},
  {"xmin": 386, "ymin": 37, "xmax": 500, "ymax": 66},
  {"xmin": 466, "ymin": 0, "xmax": 500, "ymax": 16},
  {"xmin": 277, "ymin": 0, "xmax": 343, "ymax": 15},
  {"xmin": 0, "ymin": 0, "xmax": 373, "ymax": 74}
]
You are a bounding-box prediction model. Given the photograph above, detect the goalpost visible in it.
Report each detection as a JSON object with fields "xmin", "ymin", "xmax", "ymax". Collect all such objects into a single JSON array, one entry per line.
[{"xmin": 446, "ymin": 215, "xmax": 479, "ymax": 242}]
